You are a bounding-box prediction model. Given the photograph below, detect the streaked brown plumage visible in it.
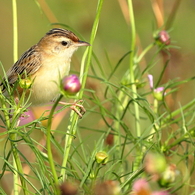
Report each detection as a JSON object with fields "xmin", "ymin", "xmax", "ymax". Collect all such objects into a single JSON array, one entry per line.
[{"xmin": 1, "ymin": 28, "xmax": 89, "ymax": 105}]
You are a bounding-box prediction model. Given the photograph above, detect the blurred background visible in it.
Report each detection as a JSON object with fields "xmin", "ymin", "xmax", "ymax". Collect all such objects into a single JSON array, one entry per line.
[{"xmin": 0, "ymin": 0, "xmax": 195, "ymax": 194}]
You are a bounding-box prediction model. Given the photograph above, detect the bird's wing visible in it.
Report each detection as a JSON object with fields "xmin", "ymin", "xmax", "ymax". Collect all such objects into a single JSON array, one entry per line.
[
  {"xmin": 5, "ymin": 45, "xmax": 42, "ymax": 85},
  {"xmin": 0, "ymin": 45, "xmax": 42, "ymax": 93}
]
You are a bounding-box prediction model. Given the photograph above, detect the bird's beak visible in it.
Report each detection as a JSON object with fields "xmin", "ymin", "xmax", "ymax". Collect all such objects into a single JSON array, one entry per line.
[{"xmin": 74, "ymin": 40, "xmax": 90, "ymax": 47}]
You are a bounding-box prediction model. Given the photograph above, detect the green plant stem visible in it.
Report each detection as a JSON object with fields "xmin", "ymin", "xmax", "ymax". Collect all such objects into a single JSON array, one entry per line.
[
  {"xmin": 127, "ymin": 0, "xmax": 145, "ymax": 172},
  {"xmin": 136, "ymin": 43, "xmax": 155, "ymax": 63},
  {"xmin": 166, "ymin": 0, "xmax": 182, "ymax": 30},
  {"xmin": 161, "ymin": 133, "xmax": 188, "ymax": 152},
  {"xmin": 127, "ymin": 0, "xmax": 140, "ymax": 137},
  {"xmin": 60, "ymin": 0, "xmax": 104, "ymax": 181},
  {"xmin": 112, "ymin": 89, "xmax": 128, "ymax": 181},
  {"xmin": 79, "ymin": 0, "xmax": 104, "ymax": 96},
  {"xmin": 154, "ymin": 98, "xmax": 158, "ymax": 114},
  {"xmin": 13, "ymin": 159, "xmax": 19, "ymax": 195},
  {"xmin": 11, "ymin": 1, "xmax": 29, "ymax": 194},
  {"xmin": 10, "ymin": 133, "xmax": 27, "ymax": 194},
  {"xmin": 121, "ymin": 167, "xmax": 144, "ymax": 188},
  {"xmin": 162, "ymin": 98, "xmax": 195, "ymax": 125},
  {"xmin": 113, "ymin": 90, "xmax": 123, "ymax": 149},
  {"xmin": 60, "ymin": 112, "xmax": 78, "ymax": 181},
  {"xmin": 46, "ymin": 95, "xmax": 63, "ymax": 194},
  {"xmin": 1, "ymin": 99, "xmax": 28, "ymax": 195},
  {"xmin": 12, "ymin": 0, "xmax": 18, "ymax": 62}
]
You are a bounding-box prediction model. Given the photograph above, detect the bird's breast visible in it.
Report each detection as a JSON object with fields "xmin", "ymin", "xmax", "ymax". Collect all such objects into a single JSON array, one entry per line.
[{"xmin": 29, "ymin": 59, "xmax": 70, "ymax": 105}]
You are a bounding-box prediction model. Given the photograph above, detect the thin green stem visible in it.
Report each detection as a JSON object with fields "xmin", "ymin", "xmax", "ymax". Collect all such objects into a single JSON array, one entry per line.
[
  {"xmin": 136, "ymin": 43, "xmax": 155, "ymax": 64},
  {"xmin": 60, "ymin": 0, "xmax": 104, "ymax": 181},
  {"xmin": 162, "ymin": 98, "xmax": 195, "ymax": 125},
  {"xmin": 153, "ymin": 98, "xmax": 158, "ymax": 114},
  {"xmin": 10, "ymin": 134, "xmax": 27, "ymax": 194},
  {"xmin": 121, "ymin": 167, "xmax": 144, "ymax": 188},
  {"xmin": 13, "ymin": 160, "xmax": 19, "ymax": 195},
  {"xmin": 1, "ymin": 99, "xmax": 28, "ymax": 195},
  {"xmin": 161, "ymin": 133, "xmax": 188, "ymax": 152},
  {"xmin": 60, "ymin": 112, "xmax": 78, "ymax": 181},
  {"xmin": 147, "ymin": 98, "xmax": 159, "ymax": 141},
  {"xmin": 113, "ymin": 91, "xmax": 123, "ymax": 149},
  {"xmin": 127, "ymin": 0, "xmax": 144, "ymax": 172},
  {"xmin": 11, "ymin": 1, "xmax": 29, "ymax": 194},
  {"xmin": 12, "ymin": 0, "xmax": 18, "ymax": 62},
  {"xmin": 79, "ymin": 0, "xmax": 104, "ymax": 97},
  {"xmin": 127, "ymin": 0, "xmax": 141, "ymax": 137},
  {"xmin": 112, "ymin": 89, "xmax": 129, "ymax": 180},
  {"xmin": 166, "ymin": 0, "xmax": 182, "ymax": 30},
  {"xmin": 46, "ymin": 95, "xmax": 63, "ymax": 194}
]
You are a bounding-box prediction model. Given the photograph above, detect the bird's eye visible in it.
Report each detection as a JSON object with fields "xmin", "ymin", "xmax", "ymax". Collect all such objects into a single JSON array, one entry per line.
[{"xmin": 61, "ymin": 41, "xmax": 68, "ymax": 46}]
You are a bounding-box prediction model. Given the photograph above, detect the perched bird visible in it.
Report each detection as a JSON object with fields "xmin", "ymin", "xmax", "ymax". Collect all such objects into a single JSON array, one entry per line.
[{"xmin": 1, "ymin": 28, "xmax": 89, "ymax": 114}]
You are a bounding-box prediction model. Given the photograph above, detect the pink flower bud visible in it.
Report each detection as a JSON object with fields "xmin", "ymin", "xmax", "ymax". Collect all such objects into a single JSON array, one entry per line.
[
  {"xmin": 63, "ymin": 75, "xmax": 81, "ymax": 95},
  {"xmin": 148, "ymin": 74, "xmax": 154, "ymax": 89},
  {"xmin": 157, "ymin": 30, "xmax": 171, "ymax": 45}
]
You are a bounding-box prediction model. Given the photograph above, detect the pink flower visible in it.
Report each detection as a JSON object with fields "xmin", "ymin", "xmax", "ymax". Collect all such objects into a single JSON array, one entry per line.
[
  {"xmin": 132, "ymin": 179, "xmax": 150, "ymax": 192},
  {"xmin": 131, "ymin": 179, "xmax": 170, "ymax": 195},
  {"xmin": 19, "ymin": 106, "xmax": 67, "ymax": 128},
  {"xmin": 147, "ymin": 74, "xmax": 165, "ymax": 101},
  {"xmin": 19, "ymin": 110, "xmax": 35, "ymax": 126},
  {"xmin": 148, "ymin": 74, "xmax": 154, "ymax": 89}
]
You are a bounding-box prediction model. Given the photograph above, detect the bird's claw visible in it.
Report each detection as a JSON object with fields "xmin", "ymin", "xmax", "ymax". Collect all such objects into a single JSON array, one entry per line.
[
  {"xmin": 70, "ymin": 100, "xmax": 86, "ymax": 118},
  {"xmin": 59, "ymin": 100, "xmax": 86, "ymax": 119}
]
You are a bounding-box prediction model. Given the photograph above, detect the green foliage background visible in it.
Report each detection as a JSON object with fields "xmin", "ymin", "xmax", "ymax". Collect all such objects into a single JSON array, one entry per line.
[{"xmin": 0, "ymin": 0, "xmax": 195, "ymax": 194}]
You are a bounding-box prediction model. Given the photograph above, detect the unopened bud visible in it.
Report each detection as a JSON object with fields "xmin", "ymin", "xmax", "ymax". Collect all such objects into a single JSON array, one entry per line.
[
  {"xmin": 95, "ymin": 151, "xmax": 109, "ymax": 165},
  {"xmin": 89, "ymin": 171, "xmax": 95, "ymax": 179},
  {"xmin": 105, "ymin": 133, "xmax": 114, "ymax": 146},
  {"xmin": 153, "ymin": 87, "xmax": 165, "ymax": 101},
  {"xmin": 63, "ymin": 75, "xmax": 81, "ymax": 95},
  {"xmin": 159, "ymin": 164, "xmax": 177, "ymax": 187},
  {"xmin": 187, "ymin": 129, "xmax": 195, "ymax": 137},
  {"xmin": 155, "ymin": 30, "xmax": 171, "ymax": 46},
  {"xmin": 19, "ymin": 78, "xmax": 32, "ymax": 89}
]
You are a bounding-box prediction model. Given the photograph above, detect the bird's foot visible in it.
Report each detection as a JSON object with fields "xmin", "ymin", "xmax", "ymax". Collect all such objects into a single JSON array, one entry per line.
[{"xmin": 59, "ymin": 100, "xmax": 86, "ymax": 118}]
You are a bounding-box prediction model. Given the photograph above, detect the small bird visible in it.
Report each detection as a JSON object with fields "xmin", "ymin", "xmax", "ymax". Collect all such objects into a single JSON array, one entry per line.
[{"xmin": 1, "ymin": 28, "xmax": 89, "ymax": 112}]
